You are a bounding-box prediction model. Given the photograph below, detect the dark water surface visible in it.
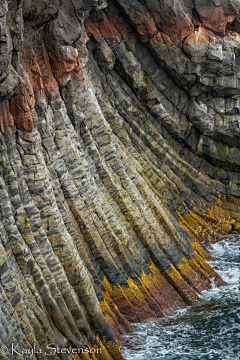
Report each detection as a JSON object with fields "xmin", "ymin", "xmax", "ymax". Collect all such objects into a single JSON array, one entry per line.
[{"xmin": 121, "ymin": 236, "xmax": 240, "ymax": 360}]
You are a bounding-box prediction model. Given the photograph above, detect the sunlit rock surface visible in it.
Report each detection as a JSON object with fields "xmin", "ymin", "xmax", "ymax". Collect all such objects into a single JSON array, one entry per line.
[{"xmin": 1, "ymin": 0, "xmax": 240, "ymax": 359}]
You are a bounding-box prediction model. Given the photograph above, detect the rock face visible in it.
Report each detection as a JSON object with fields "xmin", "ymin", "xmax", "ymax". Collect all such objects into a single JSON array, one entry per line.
[{"xmin": 1, "ymin": 0, "xmax": 240, "ymax": 359}]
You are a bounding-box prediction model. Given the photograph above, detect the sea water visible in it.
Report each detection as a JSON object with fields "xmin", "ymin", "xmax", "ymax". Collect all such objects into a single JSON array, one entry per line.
[{"xmin": 121, "ymin": 236, "xmax": 240, "ymax": 360}]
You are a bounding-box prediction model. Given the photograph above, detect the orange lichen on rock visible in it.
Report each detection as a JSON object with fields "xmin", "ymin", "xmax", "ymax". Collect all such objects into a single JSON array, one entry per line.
[
  {"xmin": 67, "ymin": 337, "xmax": 124, "ymax": 360},
  {"xmin": 191, "ymin": 241, "xmax": 214, "ymax": 261}
]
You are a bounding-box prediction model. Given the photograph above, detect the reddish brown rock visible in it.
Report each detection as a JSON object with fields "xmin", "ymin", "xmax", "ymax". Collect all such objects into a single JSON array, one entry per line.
[
  {"xmin": 194, "ymin": 2, "xmax": 238, "ymax": 35},
  {"xmin": 9, "ymin": 69, "xmax": 35, "ymax": 131},
  {"xmin": 88, "ymin": 10, "xmax": 119, "ymax": 40},
  {"xmin": 155, "ymin": 12, "xmax": 194, "ymax": 43},
  {"xmin": 114, "ymin": 0, "xmax": 195, "ymax": 43},
  {"xmin": 49, "ymin": 46, "xmax": 83, "ymax": 86},
  {"xmin": 0, "ymin": 100, "xmax": 14, "ymax": 133},
  {"xmin": 21, "ymin": 28, "xmax": 59, "ymax": 100},
  {"xmin": 85, "ymin": 16, "xmax": 105, "ymax": 40},
  {"xmin": 126, "ymin": 10, "xmax": 157, "ymax": 42}
]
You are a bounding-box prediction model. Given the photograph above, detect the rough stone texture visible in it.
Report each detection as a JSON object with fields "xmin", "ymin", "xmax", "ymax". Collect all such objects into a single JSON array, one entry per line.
[{"xmin": 1, "ymin": 0, "xmax": 240, "ymax": 359}]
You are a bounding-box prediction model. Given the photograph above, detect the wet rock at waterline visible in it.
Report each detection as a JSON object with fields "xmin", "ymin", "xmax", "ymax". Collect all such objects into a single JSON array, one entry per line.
[
  {"xmin": 122, "ymin": 235, "xmax": 240, "ymax": 360},
  {"xmin": 0, "ymin": 0, "xmax": 240, "ymax": 359}
]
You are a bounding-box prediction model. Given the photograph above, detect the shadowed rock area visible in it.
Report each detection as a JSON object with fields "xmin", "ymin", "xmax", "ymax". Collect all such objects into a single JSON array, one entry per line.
[{"xmin": 1, "ymin": 0, "xmax": 240, "ymax": 359}]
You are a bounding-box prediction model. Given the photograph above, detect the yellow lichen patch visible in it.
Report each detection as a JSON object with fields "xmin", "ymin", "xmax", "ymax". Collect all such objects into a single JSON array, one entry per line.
[
  {"xmin": 101, "ymin": 277, "xmax": 138, "ymax": 322},
  {"xmin": 188, "ymin": 256, "xmax": 212, "ymax": 284},
  {"xmin": 177, "ymin": 194, "xmax": 240, "ymax": 243},
  {"xmin": 102, "ymin": 295, "xmax": 131, "ymax": 329},
  {"xmin": 164, "ymin": 261, "xmax": 202, "ymax": 305},
  {"xmin": 191, "ymin": 242, "xmax": 214, "ymax": 261},
  {"xmin": 102, "ymin": 264, "xmax": 185, "ymax": 320},
  {"xmin": 68, "ymin": 355, "xmax": 80, "ymax": 360},
  {"xmin": 99, "ymin": 299, "xmax": 130, "ymax": 340},
  {"xmin": 101, "ymin": 266, "xmax": 179, "ymax": 326},
  {"xmin": 178, "ymin": 214, "xmax": 202, "ymax": 238},
  {"xmin": 126, "ymin": 277, "xmax": 157, "ymax": 317},
  {"xmin": 175, "ymin": 257, "xmax": 210, "ymax": 293},
  {"xmin": 207, "ymin": 203, "xmax": 231, "ymax": 232},
  {"xmin": 105, "ymin": 343, "xmax": 125, "ymax": 360},
  {"xmin": 183, "ymin": 212, "xmax": 201, "ymax": 230},
  {"xmin": 177, "ymin": 210, "xmax": 216, "ymax": 244},
  {"xmin": 214, "ymin": 198, "xmax": 240, "ymax": 226},
  {"xmin": 97, "ymin": 337, "xmax": 124, "ymax": 360},
  {"xmin": 68, "ymin": 347, "xmax": 99, "ymax": 360},
  {"xmin": 206, "ymin": 196, "xmax": 240, "ymax": 232},
  {"xmin": 100, "ymin": 300, "xmax": 117, "ymax": 328},
  {"xmin": 190, "ymin": 210, "xmax": 218, "ymax": 235},
  {"xmin": 227, "ymin": 206, "xmax": 240, "ymax": 218},
  {"xmin": 101, "ymin": 275, "xmax": 161, "ymax": 321},
  {"xmin": 193, "ymin": 254, "xmax": 226, "ymax": 286},
  {"xmin": 67, "ymin": 339, "xmax": 118, "ymax": 360},
  {"xmin": 100, "ymin": 299, "xmax": 114, "ymax": 318},
  {"xmin": 227, "ymin": 196, "xmax": 240, "ymax": 208},
  {"xmin": 74, "ymin": 351, "xmax": 92, "ymax": 360},
  {"xmin": 100, "ymin": 250, "xmax": 220, "ymax": 329},
  {"xmin": 140, "ymin": 262, "xmax": 186, "ymax": 312}
]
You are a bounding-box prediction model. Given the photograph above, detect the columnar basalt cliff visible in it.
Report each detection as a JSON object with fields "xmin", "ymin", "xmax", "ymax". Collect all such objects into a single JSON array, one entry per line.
[{"xmin": 1, "ymin": 0, "xmax": 240, "ymax": 359}]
